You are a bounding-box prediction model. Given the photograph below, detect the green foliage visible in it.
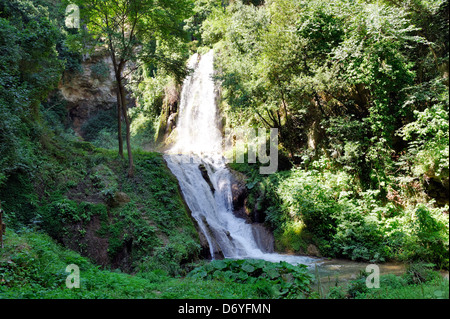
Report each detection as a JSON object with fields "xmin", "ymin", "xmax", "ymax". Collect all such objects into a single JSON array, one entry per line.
[
  {"xmin": 402, "ymin": 205, "xmax": 449, "ymax": 269},
  {"xmin": 0, "ymin": 0, "xmax": 63, "ymax": 183},
  {"xmin": 207, "ymin": 0, "xmax": 448, "ymax": 204},
  {"xmin": 323, "ymin": 116, "xmax": 371, "ymax": 179},
  {"xmin": 184, "ymin": 0, "xmax": 225, "ymax": 47},
  {"xmin": 341, "ymin": 263, "xmax": 449, "ymax": 299},
  {"xmin": 403, "ymin": 262, "xmax": 442, "ymax": 285},
  {"xmin": 126, "ymin": 70, "xmax": 171, "ymax": 150},
  {"xmin": 224, "ymin": 0, "xmax": 449, "ymax": 267},
  {"xmin": 209, "ymin": 0, "xmax": 423, "ymax": 147},
  {"xmin": 0, "ymin": 172, "xmax": 38, "ymax": 229},
  {"xmin": 42, "ymin": 92, "xmax": 71, "ymax": 134},
  {"xmin": 81, "ymin": 108, "xmax": 117, "ymax": 142},
  {"xmin": 0, "ymin": 230, "xmax": 90, "ymax": 296},
  {"xmin": 1, "ymin": 132, "xmax": 203, "ymax": 277},
  {"xmin": 98, "ymin": 152, "xmax": 202, "ymax": 274},
  {"xmin": 188, "ymin": 259, "xmax": 314, "ymax": 298},
  {"xmin": 332, "ymin": 1, "xmax": 419, "ymax": 136},
  {"xmin": 362, "ymin": 277, "xmax": 449, "ymax": 299},
  {"xmin": 326, "ymin": 285, "xmax": 347, "ymax": 299},
  {"xmin": 138, "ymin": 237, "xmax": 201, "ymax": 277},
  {"xmin": 346, "ymin": 272, "xmax": 370, "ymax": 299},
  {"xmin": 73, "ymin": 0, "xmax": 193, "ymax": 81},
  {"xmin": 90, "ymin": 61, "xmax": 110, "ymax": 82},
  {"xmin": 400, "ymin": 102, "xmax": 449, "ymax": 183},
  {"xmin": 231, "ymin": 160, "xmax": 449, "ymax": 267},
  {"xmin": 274, "ymin": 168, "xmax": 388, "ymax": 261},
  {"xmin": 40, "ymin": 198, "xmax": 108, "ymax": 240},
  {"xmin": 1, "ymin": 0, "xmax": 449, "ymax": 299}
]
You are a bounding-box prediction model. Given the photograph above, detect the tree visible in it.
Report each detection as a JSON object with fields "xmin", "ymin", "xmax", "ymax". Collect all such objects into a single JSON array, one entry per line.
[{"xmin": 73, "ymin": 0, "xmax": 193, "ymax": 177}]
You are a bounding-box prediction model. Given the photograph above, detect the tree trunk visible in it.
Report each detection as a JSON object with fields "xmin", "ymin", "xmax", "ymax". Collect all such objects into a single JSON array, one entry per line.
[
  {"xmin": 116, "ymin": 87, "xmax": 124, "ymax": 158},
  {"xmin": 117, "ymin": 71, "xmax": 134, "ymax": 178},
  {"xmin": 108, "ymin": 42, "xmax": 124, "ymax": 160}
]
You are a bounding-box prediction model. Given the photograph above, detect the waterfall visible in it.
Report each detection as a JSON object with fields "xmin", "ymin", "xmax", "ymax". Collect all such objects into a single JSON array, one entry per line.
[{"xmin": 164, "ymin": 50, "xmax": 317, "ymax": 265}]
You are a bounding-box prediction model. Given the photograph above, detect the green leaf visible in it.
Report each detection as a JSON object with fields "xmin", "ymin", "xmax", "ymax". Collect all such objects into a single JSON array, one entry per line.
[
  {"xmin": 237, "ymin": 271, "xmax": 249, "ymax": 281},
  {"xmin": 194, "ymin": 270, "xmax": 207, "ymax": 279},
  {"xmin": 247, "ymin": 181, "xmax": 258, "ymax": 189},
  {"xmin": 241, "ymin": 263, "xmax": 255, "ymax": 273},
  {"xmin": 266, "ymin": 268, "xmax": 280, "ymax": 279},
  {"xmin": 212, "ymin": 260, "xmax": 227, "ymax": 270}
]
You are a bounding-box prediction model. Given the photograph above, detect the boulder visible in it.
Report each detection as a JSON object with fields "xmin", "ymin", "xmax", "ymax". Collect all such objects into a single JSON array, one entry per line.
[
  {"xmin": 228, "ymin": 169, "xmax": 251, "ymax": 221},
  {"xmin": 307, "ymin": 244, "xmax": 321, "ymax": 257},
  {"xmin": 108, "ymin": 191, "xmax": 131, "ymax": 208},
  {"xmin": 251, "ymin": 223, "xmax": 274, "ymax": 253}
]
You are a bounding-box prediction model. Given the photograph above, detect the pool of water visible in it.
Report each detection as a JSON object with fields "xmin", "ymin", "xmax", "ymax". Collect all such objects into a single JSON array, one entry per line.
[
  {"xmin": 310, "ymin": 258, "xmax": 449, "ymax": 296},
  {"xmin": 311, "ymin": 258, "xmax": 406, "ymax": 295}
]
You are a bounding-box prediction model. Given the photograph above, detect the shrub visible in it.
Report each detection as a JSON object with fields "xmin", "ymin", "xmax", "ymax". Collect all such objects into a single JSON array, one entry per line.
[
  {"xmin": 403, "ymin": 262, "xmax": 440, "ymax": 285},
  {"xmin": 346, "ymin": 271, "xmax": 370, "ymax": 299},
  {"xmin": 401, "ymin": 205, "xmax": 449, "ymax": 269},
  {"xmin": 326, "ymin": 285, "xmax": 346, "ymax": 299},
  {"xmin": 400, "ymin": 103, "xmax": 449, "ymax": 185},
  {"xmin": 39, "ymin": 198, "xmax": 108, "ymax": 241},
  {"xmin": 90, "ymin": 61, "xmax": 111, "ymax": 82},
  {"xmin": 80, "ymin": 108, "xmax": 117, "ymax": 142}
]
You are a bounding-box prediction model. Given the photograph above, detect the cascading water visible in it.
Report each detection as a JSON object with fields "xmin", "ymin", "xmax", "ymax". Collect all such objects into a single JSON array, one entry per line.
[{"xmin": 164, "ymin": 50, "xmax": 317, "ymax": 266}]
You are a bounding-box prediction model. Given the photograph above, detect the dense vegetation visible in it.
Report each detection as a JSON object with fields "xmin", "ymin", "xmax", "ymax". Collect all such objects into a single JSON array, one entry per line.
[
  {"xmin": 214, "ymin": 0, "xmax": 449, "ymax": 269},
  {"xmin": 230, "ymin": 161, "xmax": 449, "ymax": 267},
  {"xmin": 0, "ymin": 0, "xmax": 448, "ymax": 300}
]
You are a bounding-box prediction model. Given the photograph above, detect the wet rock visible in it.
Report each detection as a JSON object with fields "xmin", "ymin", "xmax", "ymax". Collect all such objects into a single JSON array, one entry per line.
[
  {"xmin": 229, "ymin": 168, "xmax": 267, "ymax": 223},
  {"xmin": 200, "ymin": 216, "xmax": 224, "ymax": 260},
  {"xmin": 228, "ymin": 169, "xmax": 251, "ymax": 222},
  {"xmin": 108, "ymin": 191, "xmax": 130, "ymax": 208},
  {"xmin": 251, "ymin": 223, "xmax": 274, "ymax": 253},
  {"xmin": 228, "ymin": 169, "xmax": 276, "ymax": 254},
  {"xmin": 167, "ymin": 113, "xmax": 178, "ymax": 132},
  {"xmin": 199, "ymin": 164, "xmax": 215, "ymax": 194},
  {"xmin": 307, "ymin": 244, "xmax": 321, "ymax": 257}
]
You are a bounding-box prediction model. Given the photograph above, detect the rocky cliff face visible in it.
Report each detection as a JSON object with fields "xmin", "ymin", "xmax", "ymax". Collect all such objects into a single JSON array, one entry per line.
[
  {"xmin": 155, "ymin": 82, "xmax": 181, "ymax": 148},
  {"xmin": 58, "ymin": 55, "xmax": 117, "ymax": 136},
  {"xmin": 57, "ymin": 53, "xmax": 136, "ymax": 141}
]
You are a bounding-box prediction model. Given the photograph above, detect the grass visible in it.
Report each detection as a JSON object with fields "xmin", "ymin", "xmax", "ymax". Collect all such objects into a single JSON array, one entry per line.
[
  {"xmin": 359, "ymin": 278, "xmax": 449, "ymax": 299},
  {"xmin": 324, "ymin": 270, "xmax": 449, "ymax": 299}
]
